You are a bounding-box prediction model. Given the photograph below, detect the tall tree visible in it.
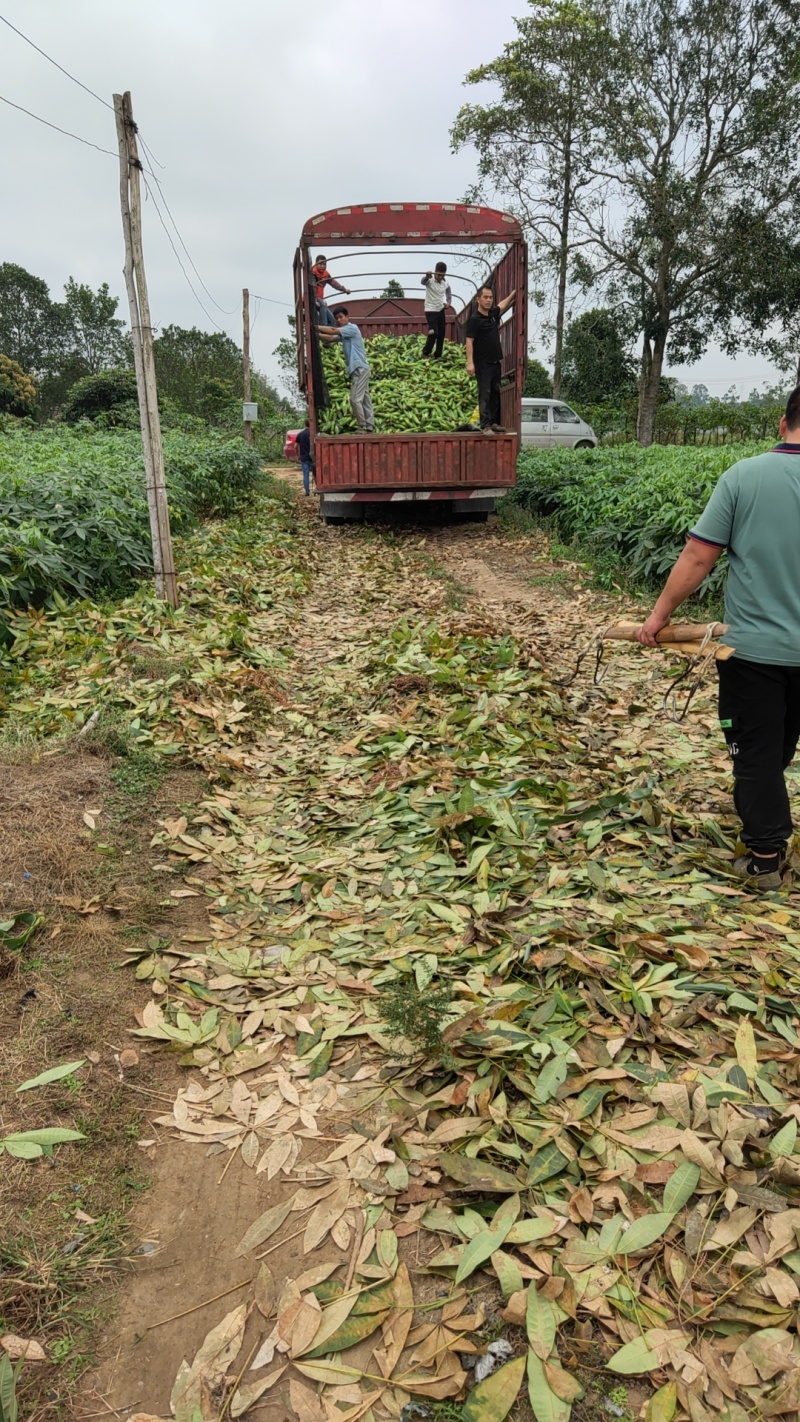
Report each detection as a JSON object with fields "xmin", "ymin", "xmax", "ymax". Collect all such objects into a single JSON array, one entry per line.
[
  {"xmin": 0, "ymin": 263, "xmax": 59, "ymax": 376},
  {"xmin": 577, "ymin": 0, "xmax": 800, "ymax": 443},
  {"xmin": 153, "ymin": 325, "xmax": 243, "ymax": 416},
  {"xmin": 381, "ymin": 279, "xmax": 405, "ymax": 298},
  {"xmin": 451, "ymin": 0, "xmax": 605, "ymax": 396},
  {"xmin": 712, "ymin": 210, "xmax": 800, "ymax": 383},
  {"xmin": 560, "ymin": 307, "xmax": 634, "ymax": 403},
  {"xmin": 523, "ymin": 356, "xmax": 553, "ymax": 398},
  {"xmin": 58, "ymin": 278, "xmax": 127, "ymax": 375}
]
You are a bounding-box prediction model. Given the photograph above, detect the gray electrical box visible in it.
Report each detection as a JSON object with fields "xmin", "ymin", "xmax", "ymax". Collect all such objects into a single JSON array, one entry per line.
[{"xmin": 243, "ymin": 402, "xmax": 258, "ymax": 423}]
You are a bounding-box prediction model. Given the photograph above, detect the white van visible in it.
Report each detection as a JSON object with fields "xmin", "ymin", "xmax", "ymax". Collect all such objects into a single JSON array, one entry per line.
[{"xmin": 521, "ymin": 398, "xmax": 598, "ymax": 449}]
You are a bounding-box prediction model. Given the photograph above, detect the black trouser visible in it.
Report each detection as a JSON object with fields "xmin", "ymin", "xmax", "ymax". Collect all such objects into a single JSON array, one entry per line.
[
  {"xmin": 422, "ymin": 309, "xmax": 445, "ymax": 358},
  {"xmin": 476, "ymin": 361, "xmax": 502, "ymax": 428},
  {"xmin": 717, "ymin": 657, "xmax": 800, "ymax": 854}
]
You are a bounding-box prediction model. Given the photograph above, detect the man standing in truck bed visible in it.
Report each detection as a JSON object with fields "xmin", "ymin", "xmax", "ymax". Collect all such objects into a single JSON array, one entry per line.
[
  {"xmin": 465, "ymin": 285, "xmax": 516, "ymax": 433},
  {"xmin": 318, "ymin": 307, "xmax": 375, "ymax": 433},
  {"xmin": 421, "ymin": 262, "xmax": 452, "ymax": 359}
]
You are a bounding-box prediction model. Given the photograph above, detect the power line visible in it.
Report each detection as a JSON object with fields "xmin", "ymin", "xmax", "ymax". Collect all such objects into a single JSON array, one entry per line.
[
  {"xmin": 141, "ymin": 172, "xmax": 230, "ymax": 334},
  {"xmin": 0, "ymin": 92, "xmax": 116, "ymax": 155},
  {"xmin": 0, "ymin": 11, "xmax": 113, "ymax": 110},
  {"xmin": 250, "ymin": 292, "xmax": 293, "ymax": 307},
  {"xmin": 141, "ymin": 166, "xmax": 237, "ymax": 316},
  {"xmin": 0, "ymin": 13, "xmax": 170, "ymax": 173},
  {"xmin": 138, "ymin": 132, "xmax": 165, "ymax": 171}
]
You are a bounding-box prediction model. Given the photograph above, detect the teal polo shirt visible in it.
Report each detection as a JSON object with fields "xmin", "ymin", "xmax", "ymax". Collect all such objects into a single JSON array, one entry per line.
[{"xmin": 690, "ymin": 443, "xmax": 800, "ymax": 665}]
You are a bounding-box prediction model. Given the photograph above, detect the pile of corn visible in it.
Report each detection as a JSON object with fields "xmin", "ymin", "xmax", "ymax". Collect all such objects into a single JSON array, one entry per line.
[{"xmin": 318, "ymin": 334, "xmax": 477, "ymax": 435}]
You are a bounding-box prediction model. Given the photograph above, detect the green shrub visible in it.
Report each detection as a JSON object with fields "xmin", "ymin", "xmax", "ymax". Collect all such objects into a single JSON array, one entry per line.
[
  {"xmin": 505, "ymin": 441, "xmax": 770, "ymax": 590},
  {"xmin": 61, "ymin": 369, "xmax": 138, "ymax": 424},
  {"xmin": 0, "ymin": 425, "xmax": 262, "ymax": 616}
]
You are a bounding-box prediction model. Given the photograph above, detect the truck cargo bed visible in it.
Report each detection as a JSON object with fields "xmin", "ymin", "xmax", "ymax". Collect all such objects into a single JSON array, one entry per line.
[{"xmin": 314, "ymin": 430, "xmax": 517, "ymax": 491}]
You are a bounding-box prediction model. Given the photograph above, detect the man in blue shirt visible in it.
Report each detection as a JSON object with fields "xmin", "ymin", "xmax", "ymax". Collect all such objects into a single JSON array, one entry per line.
[{"xmin": 317, "ymin": 307, "xmax": 375, "ymax": 433}]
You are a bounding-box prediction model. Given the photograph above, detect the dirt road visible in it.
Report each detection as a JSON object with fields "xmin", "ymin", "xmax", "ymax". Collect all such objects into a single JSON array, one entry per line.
[{"xmin": 6, "ymin": 479, "xmax": 794, "ymax": 1422}]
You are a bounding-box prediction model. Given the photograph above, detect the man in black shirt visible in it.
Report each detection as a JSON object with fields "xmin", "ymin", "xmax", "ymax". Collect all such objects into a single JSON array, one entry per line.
[{"xmin": 465, "ymin": 284, "xmax": 517, "ymax": 433}]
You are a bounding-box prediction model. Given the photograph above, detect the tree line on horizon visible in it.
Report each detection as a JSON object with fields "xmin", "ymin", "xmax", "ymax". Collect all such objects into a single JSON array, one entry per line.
[{"xmin": 0, "ymin": 261, "xmax": 296, "ymax": 430}]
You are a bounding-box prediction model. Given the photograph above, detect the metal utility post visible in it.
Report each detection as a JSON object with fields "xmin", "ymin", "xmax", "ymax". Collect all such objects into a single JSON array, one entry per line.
[
  {"xmin": 114, "ymin": 90, "xmax": 179, "ymax": 608},
  {"xmin": 242, "ymin": 288, "xmax": 253, "ymax": 445}
]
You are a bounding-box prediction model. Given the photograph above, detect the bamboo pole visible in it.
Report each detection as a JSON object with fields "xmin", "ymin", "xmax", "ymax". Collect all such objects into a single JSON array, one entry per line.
[
  {"xmin": 113, "ymin": 91, "xmax": 179, "ymax": 608},
  {"xmin": 603, "ymin": 620, "xmax": 728, "ymax": 644}
]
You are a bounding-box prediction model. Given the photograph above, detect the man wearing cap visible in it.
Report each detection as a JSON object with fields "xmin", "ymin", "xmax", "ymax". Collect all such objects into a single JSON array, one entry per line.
[
  {"xmin": 312, "ymin": 254, "xmax": 350, "ymax": 327},
  {"xmin": 421, "ymin": 263, "xmax": 452, "ymax": 359}
]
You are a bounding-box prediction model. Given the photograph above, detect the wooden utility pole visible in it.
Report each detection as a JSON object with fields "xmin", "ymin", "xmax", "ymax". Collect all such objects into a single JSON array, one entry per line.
[
  {"xmin": 114, "ymin": 90, "xmax": 179, "ymax": 607},
  {"xmin": 242, "ymin": 287, "xmax": 253, "ymax": 445}
]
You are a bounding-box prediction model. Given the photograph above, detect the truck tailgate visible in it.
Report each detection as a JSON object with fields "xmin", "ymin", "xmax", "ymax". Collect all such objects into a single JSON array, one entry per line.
[{"xmin": 315, "ymin": 432, "xmax": 517, "ymax": 490}]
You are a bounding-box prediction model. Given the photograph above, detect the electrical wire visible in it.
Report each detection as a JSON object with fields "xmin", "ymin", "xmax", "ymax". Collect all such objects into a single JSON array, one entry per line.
[
  {"xmin": 141, "ymin": 172, "xmax": 231, "ymax": 334},
  {"xmin": 0, "ymin": 11, "xmax": 169, "ymax": 173},
  {"xmin": 250, "ymin": 292, "xmax": 293, "ymax": 307},
  {"xmin": 0, "ymin": 91, "xmax": 116, "ymax": 155},
  {"xmin": 139, "ymin": 165, "xmax": 238, "ymax": 316},
  {"xmin": 0, "ymin": 10, "xmax": 114, "ymax": 109},
  {"xmin": 138, "ymin": 132, "xmax": 165, "ymax": 171}
]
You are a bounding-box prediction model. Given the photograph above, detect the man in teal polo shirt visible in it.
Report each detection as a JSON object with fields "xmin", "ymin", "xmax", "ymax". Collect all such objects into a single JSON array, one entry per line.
[{"xmin": 638, "ymin": 387, "xmax": 800, "ymax": 889}]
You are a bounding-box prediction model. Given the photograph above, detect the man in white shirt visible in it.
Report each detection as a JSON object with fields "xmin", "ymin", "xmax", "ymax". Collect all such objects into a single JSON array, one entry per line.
[{"xmin": 421, "ymin": 262, "xmax": 452, "ymax": 359}]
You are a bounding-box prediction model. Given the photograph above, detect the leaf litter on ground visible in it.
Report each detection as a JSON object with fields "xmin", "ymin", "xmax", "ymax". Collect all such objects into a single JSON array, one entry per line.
[{"xmin": 7, "ymin": 488, "xmax": 800, "ymax": 1420}]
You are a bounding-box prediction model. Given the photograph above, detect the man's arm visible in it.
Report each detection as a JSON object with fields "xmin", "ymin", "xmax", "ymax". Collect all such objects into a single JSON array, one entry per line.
[
  {"xmin": 497, "ymin": 288, "xmax": 516, "ymax": 315},
  {"xmin": 637, "ymin": 538, "xmax": 724, "ymax": 645},
  {"xmin": 445, "ymin": 284, "xmax": 452, "ymax": 306},
  {"xmin": 328, "ymin": 277, "xmax": 350, "ymax": 294},
  {"xmin": 466, "ymin": 336, "xmax": 475, "ymax": 375},
  {"xmin": 422, "ymin": 272, "xmax": 432, "ymax": 284},
  {"xmin": 317, "ymin": 326, "xmax": 341, "ymax": 341}
]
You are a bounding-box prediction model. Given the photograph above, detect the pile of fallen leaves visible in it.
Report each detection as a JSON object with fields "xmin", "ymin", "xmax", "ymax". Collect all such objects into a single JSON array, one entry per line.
[{"xmin": 7, "ymin": 488, "xmax": 800, "ymax": 1421}]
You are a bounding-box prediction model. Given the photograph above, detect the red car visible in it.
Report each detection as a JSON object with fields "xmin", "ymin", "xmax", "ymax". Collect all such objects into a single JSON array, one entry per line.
[{"xmin": 284, "ymin": 429, "xmax": 300, "ymax": 461}]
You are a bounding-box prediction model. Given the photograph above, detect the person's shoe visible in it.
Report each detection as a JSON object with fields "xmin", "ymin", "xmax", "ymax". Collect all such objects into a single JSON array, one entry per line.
[
  {"xmin": 732, "ymin": 852, "xmax": 783, "ymax": 889},
  {"xmin": 481, "ymin": 427, "xmax": 495, "ymax": 436},
  {"xmin": 490, "ymin": 423, "xmax": 508, "ymax": 433}
]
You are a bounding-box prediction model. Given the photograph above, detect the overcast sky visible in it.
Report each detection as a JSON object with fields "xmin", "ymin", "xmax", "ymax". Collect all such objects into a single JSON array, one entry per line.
[{"xmin": 0, "ymin": 0, "xmax": 784, "ymax": 400}]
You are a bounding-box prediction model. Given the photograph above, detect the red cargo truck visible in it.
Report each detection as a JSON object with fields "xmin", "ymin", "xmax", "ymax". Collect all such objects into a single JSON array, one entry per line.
[{"xmin": 294, "ymin": 202, "xmax": 527, "ymax": 522}]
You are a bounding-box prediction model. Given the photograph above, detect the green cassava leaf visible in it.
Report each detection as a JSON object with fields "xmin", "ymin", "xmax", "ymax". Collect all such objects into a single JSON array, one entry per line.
[
  {"xmin": 17, "ymin": 1060, "xmax": 86, "ymax": 1092},
  {"xmin": 663, "ymin": 1162, "xmax": 700, "ymax": 1214},
  {"xmin": 607, "ymin": 1333, "xmax": 661, "ymax": 1375},
  {"xmin": 616, "ymin": 1213, "xmax": 674, "ymax": 1255}
]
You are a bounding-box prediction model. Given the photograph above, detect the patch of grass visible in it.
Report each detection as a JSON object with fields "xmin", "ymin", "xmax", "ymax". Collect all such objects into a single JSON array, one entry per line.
[
  {"xmin": 0, "ymin": 1211, "xmax": 132, "ymax": 1413},
  {"xmin": 378, "ymin": 976, "xmax": 454, "ymax": 1062},
  {"xmin": 111, "ymin": 748, "xmax": 165, "ymax": 804},
  {"xmin": 527, "ymin": 570, "xmax": 572, "ymax": 589}
]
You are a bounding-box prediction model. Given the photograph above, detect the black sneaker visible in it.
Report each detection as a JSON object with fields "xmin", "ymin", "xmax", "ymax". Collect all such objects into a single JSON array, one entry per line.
[
  {"xmin": 490, "ymin": 423, "xmax": 508, "ymax": 433},
  {"xmin": 732, "ymin": 852, "xmax": 782, "ymax": 889}
]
